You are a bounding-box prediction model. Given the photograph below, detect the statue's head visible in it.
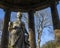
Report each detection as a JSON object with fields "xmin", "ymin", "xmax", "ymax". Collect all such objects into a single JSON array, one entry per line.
[
  {"xmin": 9, "ymin": 22, "xmax": 13, "ymax": 27},
  {"xmin": 17, "ymin": 12, "xmax": 22, "ymax": 19}
]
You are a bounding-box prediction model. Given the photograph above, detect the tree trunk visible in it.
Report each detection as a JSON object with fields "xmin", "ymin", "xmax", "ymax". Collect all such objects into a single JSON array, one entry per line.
[{"xmin": 38, "ymin": 32, "xmax": 40, "ymax": 48}]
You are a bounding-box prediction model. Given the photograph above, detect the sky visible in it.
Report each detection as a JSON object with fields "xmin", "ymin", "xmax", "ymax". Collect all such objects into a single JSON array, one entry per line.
[
  {"xmin": 57, "ymin": 1, "xmax": 60, "ymax": 19},
  {"xmin": 0, "ymin": 2, "xmax": 60, "ymax": 46},
  {"xmin": 35, "ymin": 7, "xmax": 55, "ymax": 46}
]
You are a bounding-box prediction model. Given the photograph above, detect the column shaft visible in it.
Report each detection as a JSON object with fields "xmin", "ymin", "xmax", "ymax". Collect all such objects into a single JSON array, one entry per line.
[
  {"xmin": 50, "ymin": 2, "xmax": 60, "ymax": 29},
  {"xmin": 28, "ymin": 10, "xmax": 36, "ymax": 48},
  {"xmin": 1, "ymin": 10, "xmax": 11, "ymax": 48},
  {"xmin": 50, "ymin": 2, "xmax": 60, "ymax": 45}
]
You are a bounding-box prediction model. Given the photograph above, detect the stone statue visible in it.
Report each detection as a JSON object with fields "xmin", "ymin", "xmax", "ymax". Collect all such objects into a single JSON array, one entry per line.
[{"xmin": 8, "ymin": 12, "xmax": 29, "ymax": 48}]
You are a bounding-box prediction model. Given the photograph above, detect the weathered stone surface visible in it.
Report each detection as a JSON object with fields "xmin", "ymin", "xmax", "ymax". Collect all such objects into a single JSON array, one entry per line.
[{"xmin": 8, "ymin": 12, "xmax": 29, "ymax": 48}]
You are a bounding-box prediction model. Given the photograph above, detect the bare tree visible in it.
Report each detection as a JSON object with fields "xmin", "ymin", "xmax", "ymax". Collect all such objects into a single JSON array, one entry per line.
[{"xmin": 35, "ymin": 10, "xmax": 53, "ymax": 48}]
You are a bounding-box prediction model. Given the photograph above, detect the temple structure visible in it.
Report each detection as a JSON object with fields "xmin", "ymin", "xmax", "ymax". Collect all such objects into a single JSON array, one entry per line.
[{"xmin": 0, "ymin": 0, "xmax": 60, "ymax": 48}]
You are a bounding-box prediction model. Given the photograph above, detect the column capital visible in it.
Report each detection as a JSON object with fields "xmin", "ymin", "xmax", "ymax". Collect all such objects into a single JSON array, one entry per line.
[
  {"xmin": 4, "ymin": 10, "xmax": 11, "ymax": 12},
  {"xmin": 3, "ymin": 8, "xmax": 11, "ymax": 12},
  {"xmin": 28, "ymin": 10, "xmax": 35, "ymax": 13},
  {"xmin": 50, "ymin": 0, "xmax": 58, "ymax": 5}
]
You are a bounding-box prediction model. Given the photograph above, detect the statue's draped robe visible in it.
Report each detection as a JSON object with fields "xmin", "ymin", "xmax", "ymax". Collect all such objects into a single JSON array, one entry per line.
[{"xmin": 8, "ymin": 20, "xmax": 29, "ymax": 48}]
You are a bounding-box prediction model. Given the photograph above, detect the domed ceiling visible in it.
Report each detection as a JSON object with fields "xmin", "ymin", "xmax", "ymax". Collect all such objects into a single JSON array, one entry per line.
[{"xmin": 0, "ymin": 0, "xmax": 59, "ymax": 12}]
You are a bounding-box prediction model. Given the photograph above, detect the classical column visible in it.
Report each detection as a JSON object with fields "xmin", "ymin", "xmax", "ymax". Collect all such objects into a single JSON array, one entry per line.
[
  {"xmin": 1, "ymin": 9, "xmax": 11, "ymax": 48},
  {"xmin": 28, "ymin": 10, "xmax": 36, "ymax": 48},
  {"xmin": 50, "ymin": 2, "xmax": 60, "ymax": 29},
  {"xmin": 50, "ymin": 2, "xmax": 60, "ymax": 48}
]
